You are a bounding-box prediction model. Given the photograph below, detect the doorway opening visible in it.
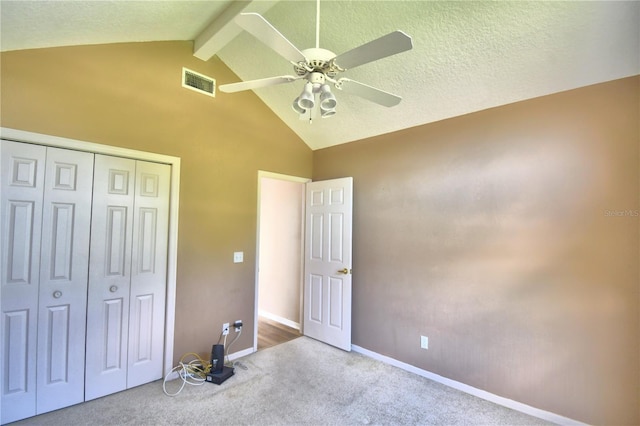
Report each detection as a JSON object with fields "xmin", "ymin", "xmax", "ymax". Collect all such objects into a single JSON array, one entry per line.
[{"xmin": 255, "ymin": 172, "xmax": 310, "ymax": 351}]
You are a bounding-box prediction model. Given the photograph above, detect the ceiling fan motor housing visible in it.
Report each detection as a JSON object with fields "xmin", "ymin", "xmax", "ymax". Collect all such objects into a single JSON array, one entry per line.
[{"xmin": 294, "ymin": 48, "xmax": 339, "ymax": 77}]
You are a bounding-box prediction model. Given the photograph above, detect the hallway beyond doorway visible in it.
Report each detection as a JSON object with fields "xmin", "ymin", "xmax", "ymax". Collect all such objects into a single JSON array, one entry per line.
[{"xmin": 257, "ymin": 317, "xmax": 301, "ymax": 350}]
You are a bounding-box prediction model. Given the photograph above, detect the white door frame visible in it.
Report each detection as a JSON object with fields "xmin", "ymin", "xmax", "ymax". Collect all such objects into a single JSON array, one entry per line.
[
  {"xmin": 0, "ymin": 127, "xmax": 181, "ymax": 376},
  {"xmin": 254, "ymin": 171, "xmax": 310, "ymax": 351}
]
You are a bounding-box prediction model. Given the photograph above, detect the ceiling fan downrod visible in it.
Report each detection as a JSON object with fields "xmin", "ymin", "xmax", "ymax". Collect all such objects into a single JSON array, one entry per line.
[{"xmin": 315, "ymin": 0, "xmax": 321, "ymax": 49}]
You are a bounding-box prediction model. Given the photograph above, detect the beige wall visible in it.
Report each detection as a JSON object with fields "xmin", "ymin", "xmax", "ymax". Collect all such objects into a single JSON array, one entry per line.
[
  {"xmin": 258, "ymin": 177, "xmax": 305, "ymax": 324},
  {"xmin": 0, "ymin": 41, "xmax": 313, "ymax": 362},
  {"xmin": 314, "ymin": 76, "xmax": 640, "ymax": 425}
]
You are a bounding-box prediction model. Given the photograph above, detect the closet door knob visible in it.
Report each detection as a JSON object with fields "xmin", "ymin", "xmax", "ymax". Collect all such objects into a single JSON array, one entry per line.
[
  {"xmin": 109, "ymin": 285, "xmax": 118, "ymax": 293},
  {"xmin": 53, "ymin": 291, "xmax": 62, "ymax": 299}
]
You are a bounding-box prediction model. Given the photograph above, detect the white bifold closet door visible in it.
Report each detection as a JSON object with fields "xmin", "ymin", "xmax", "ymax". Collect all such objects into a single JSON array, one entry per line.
[
  {"xmin": 1, "ymin": 141, "xmax": 46, "ymax": 423},
  {"xmin": 85, "ymin": 155, "xmax": 169, "ymax": 401},
  {"xmin": 1, "ymin": 141, "xmax": 94, "ymax": 423},
  {"xmin": 2, "ymin": 142, "xmax": 170, "ymax": 422},
  {"xmin": 36, "ymin": 148, "xmax": 94, "ymax": 413}
]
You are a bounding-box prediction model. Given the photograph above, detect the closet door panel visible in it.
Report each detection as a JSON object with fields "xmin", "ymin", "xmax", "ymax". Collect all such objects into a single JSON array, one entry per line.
[
  {"xmin": 85, "ymin": 155, "xmax": 135, "ymax": 401},
  {"xmin": 1, "ymin": 141, "xmax": 45, "ymax": 424},
  {"xmin": 36, "ymin": 148, "xmax": 93, "ymax": 414},
  {"xmin": 127, "ymin": 161, "xmax": 170, "ymax": 388}
]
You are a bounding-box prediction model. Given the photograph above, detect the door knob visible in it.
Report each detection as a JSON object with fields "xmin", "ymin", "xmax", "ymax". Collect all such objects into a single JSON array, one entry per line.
[
  {"xmin": 53, "ymin": 290, "xmax": 62, "ymax": 299},
  {"xmin": 337, "ymin": 268, "xmax": 350, "ymax": 274},
  {"xmin": 109, "ymin": 285, "xmax": 118, "ymax": 293}
]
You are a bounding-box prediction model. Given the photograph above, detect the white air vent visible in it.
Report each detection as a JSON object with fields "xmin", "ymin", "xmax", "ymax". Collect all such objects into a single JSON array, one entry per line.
[{"xmin": 182, "ymin": 67, "xmax": 215, "ymax": 97}]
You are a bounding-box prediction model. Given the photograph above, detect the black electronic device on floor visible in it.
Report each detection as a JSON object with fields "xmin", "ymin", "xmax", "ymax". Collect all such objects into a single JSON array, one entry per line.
[
  {"xmin": 205, "ymin": 365, "xmax": 234, "ymax": 384},
  {"xmin": 206, "ymin": 344, "xmax": 234, "ymax": 384},
  {"xmin": 210, "ymin": 344, "xmax": 224, "ymax": 373}
]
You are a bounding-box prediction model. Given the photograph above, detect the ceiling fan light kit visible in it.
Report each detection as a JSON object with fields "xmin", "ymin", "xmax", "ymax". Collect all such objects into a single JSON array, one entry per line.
[
  {"xmin": 292, "ymin": 97, "xmax": 306, "ymax": 114},
  {"xmin": 298, "ymin": 82, "xmax": 315, "ymax": 109},
  {"xmin": 218, "ymin": 0, "xmax": 413, "ymax": 123},
  {"xmin": 320, "ymin": 84, "xmax": 336, "ymax": 110}
]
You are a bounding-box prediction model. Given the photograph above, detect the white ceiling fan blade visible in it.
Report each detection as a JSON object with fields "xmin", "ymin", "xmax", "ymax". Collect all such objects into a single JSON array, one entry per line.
[
  {"xmin": 335, "ymin": 78, "xmax": 402, "ymax": 107},
  {"xmin": 235, "ymin": 13, "xmax": 307, "ymax": 63},
  {"xmin": 219, "ymin": 75, "xmax": 300, "ymax": 93},
  {"xmin": 332, "ymin": 30, "xmax": 413, "ymax": 71}
]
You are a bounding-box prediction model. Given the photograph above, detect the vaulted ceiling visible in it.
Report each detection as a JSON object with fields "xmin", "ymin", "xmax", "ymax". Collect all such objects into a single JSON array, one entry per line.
[{"xmin": 1, "ymin": 1, "xmax": 638, "ymax": 150}]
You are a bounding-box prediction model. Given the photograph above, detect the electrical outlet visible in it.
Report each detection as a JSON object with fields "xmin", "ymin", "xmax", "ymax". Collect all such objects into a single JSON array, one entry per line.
[
  {"xmin": 420, "ymin": 335, "xmax": 429, "ymax": 350},
  {"xmin": 234, "ymin": 320, "xmax": 243, "ymax": 332},
  {"xmin": 222, "ymin": 323, "xmax": 229, "ymax": 336}
]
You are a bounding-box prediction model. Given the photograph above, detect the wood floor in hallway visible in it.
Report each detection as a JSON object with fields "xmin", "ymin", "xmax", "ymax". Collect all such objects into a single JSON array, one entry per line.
[{"xmin": 257, "ymin": 317, "xmax": 301, "ymax": 350}]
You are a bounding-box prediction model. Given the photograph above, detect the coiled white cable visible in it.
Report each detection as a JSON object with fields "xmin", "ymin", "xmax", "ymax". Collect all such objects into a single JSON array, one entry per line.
[
  {"xmin": 163, "ymin": 353, "xmax": 209, "ymax": 396},
  {"xmin": 163, "ymin": 326, "xmax": 246, "ymax": 396}
]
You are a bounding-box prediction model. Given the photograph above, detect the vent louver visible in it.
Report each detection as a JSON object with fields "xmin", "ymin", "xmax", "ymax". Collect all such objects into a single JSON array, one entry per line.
[{"xmin": 182, "ymin": 68, "xmax": 215, "ymax": 97}]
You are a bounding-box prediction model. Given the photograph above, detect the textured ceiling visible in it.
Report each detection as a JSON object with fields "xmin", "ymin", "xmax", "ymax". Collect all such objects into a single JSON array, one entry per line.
[
  {"xmin": 1, "ymin": 1, "xmax": 639, "ymax": 150},
  {"xmin": 0, "ymin": 0, "xmax": 229, "ymax": 50}
]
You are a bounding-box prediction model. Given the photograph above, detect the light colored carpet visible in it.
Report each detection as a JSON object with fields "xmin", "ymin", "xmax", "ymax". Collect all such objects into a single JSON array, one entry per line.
[{"xmin": 13, "ymin": 337, "xmax": 552, "ymax": 425}]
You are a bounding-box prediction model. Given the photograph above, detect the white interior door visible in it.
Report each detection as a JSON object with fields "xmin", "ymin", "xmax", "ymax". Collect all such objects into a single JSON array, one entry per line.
[
  {"xmin": 85, "ymin": 155, "xmax": 136, "ymax": 401},
  {"xmin": 127, "ymin": 160, "xmax": 170, "ymax": 388},
  {"xmin": 303, "ymin": 177, "xmax": 353, "ymax": 351},
  {"xmin": 1, "ymin": 141, "xmax": 46, "ymax": 424},
  {"xmin": 36, "ymin": 147, "xmax": 93, "ymax": 414}
]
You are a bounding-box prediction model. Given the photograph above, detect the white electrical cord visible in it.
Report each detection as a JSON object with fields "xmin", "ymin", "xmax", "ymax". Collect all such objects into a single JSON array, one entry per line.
[
  {"xmin": 162, "ymin": 354, "xmax": 208, "ymax": 396},
  {"xmin": 225, "ymin": 327, "xmax": 242, "ymax": 366},
  {"xmin": 163, "ymin": 325, "xmax": 247, "ymax": 396}
]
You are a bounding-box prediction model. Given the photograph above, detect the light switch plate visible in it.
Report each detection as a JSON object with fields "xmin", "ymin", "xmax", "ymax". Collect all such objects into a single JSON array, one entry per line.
[
  {"xmin": 233, "ymin": 251, "xmax": 244, "ymax": 263},
  {"xmin": 420, "ymin": 335, "xmax": 428, "ymax": 349}
]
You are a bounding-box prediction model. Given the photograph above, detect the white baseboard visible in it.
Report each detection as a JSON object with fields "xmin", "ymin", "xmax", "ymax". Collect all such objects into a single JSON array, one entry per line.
[
  {"xmin": 351, "ymin": 344, "xmax": 586, "ymax": 426},
  {"xmin": 258, "ymin": 310, "xmax": 300, "ymax": 331},
  {"xmin": 229, "ymin": 346, "xmax": 254, "ymax": 361}
]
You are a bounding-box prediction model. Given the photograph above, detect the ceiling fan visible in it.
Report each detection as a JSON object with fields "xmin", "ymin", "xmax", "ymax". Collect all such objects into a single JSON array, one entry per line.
[{"xmin": 219, "ymin": 0, "xmax": 413, "ymax": 121}]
